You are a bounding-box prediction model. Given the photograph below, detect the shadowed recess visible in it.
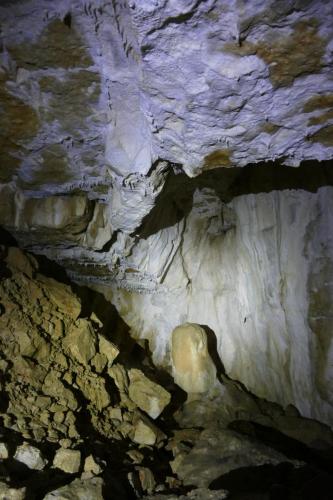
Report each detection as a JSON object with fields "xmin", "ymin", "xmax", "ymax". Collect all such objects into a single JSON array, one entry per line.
[{"xmin": 138, "ymin": 159, "xmax": 333, "ymax": 238}]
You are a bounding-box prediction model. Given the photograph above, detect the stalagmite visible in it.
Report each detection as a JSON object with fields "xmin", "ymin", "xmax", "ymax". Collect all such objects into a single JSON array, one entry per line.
[{"xmin": 171, "ymin": 323, "xmax": 216, "ymax": 395}]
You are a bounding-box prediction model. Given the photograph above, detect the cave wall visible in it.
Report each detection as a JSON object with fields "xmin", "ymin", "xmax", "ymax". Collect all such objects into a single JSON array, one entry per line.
[
  {"xmin": 0, "ymin": 0, "xmax": 333, "ymax": 425},
  {"xmin": 105, "ymin": 184, "xmax": 333, "ymax": 424}
]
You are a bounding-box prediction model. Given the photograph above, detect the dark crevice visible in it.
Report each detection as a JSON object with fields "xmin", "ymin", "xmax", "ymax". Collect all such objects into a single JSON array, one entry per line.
[
  {"xmin": 228, "ymin": 420, "xmax": 333, "ymax": 472},
  {"xmin": 210, "ymin": 462, "xmax": 333, "ymax": 500},
  {"xmin": 33, "ymin": 253, "xmax": 72, "ymax": 286},
  {"xmin": 63, "ymin": 12, "xmax": 72, "ymax": 28},
  {"xmin": 0, "ymin": 226, "xmax": 18, "ymax": 247},
  {"xmin": 137, "ymin": 159, "xmax": 333, "ymax": 239}
]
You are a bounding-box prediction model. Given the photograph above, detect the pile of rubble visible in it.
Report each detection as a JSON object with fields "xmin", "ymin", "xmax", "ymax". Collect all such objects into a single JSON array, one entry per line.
[{"xmin": 0, "ymin": 246, "xmax": 332, "ymax": 499}]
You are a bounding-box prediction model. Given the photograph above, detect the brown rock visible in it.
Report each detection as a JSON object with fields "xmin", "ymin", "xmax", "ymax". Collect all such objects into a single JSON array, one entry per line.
[
  {"xmin": 98, "ymin": 335, "xmax": 119, "ymax": 366},
  {"xmin": 62, "ymin": 319, "xmax": 96, "ymax": 366},
  {"xmin": 128, "ymin": 369, "xmax": 171, "ymax": 419},
  {"xmin": 53, "ymin": 448, "xmax": 81, "ymax": 474},
  {"xmin": 132, "ymin": 413, "xmax": 166, "ymax": 446},
  {"xmin": 171, "ymin": 323, "xmax": 216, "ymax": 395}
]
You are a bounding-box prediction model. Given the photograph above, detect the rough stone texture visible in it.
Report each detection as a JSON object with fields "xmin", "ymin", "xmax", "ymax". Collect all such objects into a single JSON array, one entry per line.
[
  {"xmin": 143, "ymin": 489, "xmax": 229, "ymax": 500},
  {"xmin": 43, "ymin": 477, "xmax": 104, "ymax": 500},
  {"xmin": 53, "ymin": 448, "xmax": 81, "ymax": 474},
  {"xmin": 0, "ymin": 0, "xmax": 332, "ymax": 430},
  {"xmin": 133, "ymin": 414, "xmax": 164, "ymax": 446},
  {"xmin": 0, "ymin": 442, "xmax": 9, "ymax": 459},
  {"xmin": 62, "ymin": 320, "xmax": 96, "ymax": 366},
  {"xmin": 128, "ymin": 368, "xmax": 171, "ymax": 418},
  {"xmin": 0, "ymin": 0, "xmax": 332, "ymax": 184},
  {"xmin": 171, "ymin": 323, "xmax": 216, "ymax": 394},
  {"xmin": 98, "ymin": 336, "xmax": 119, "ymax": 367},
  {"xmin": 14, "ymin": 443, "xmax": 47, "ymax": 470},
  {"xmin": 0, "ymin": 482, "xmax": 26, "ymax": 500},
  {"xmin": 83, "ymin": 455, "xmax": 103, "ymax": 476},
  {"xmin": 174, "ymin": 428, "xmax": 303, "ymax": 488},
  {"xmin": 0, "ymin": 248, "xmax": 140, "ymax": 445}
]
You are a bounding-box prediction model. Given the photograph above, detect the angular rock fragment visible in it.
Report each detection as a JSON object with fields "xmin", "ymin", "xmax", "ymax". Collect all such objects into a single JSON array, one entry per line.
[
  {"xmin": 137, "ymin": 466, "xmax": 156, "ymax": 494},
  {"xmin": 14, "ymin": 443, "xmax": 47, "ymax": 470},
  {"xmin": 91, "ymin": 353, "xmax": 107, "ymax": 373},
  {"xmin": 36, "ymin": 275, "xmax": 81, "ymax": 321},
  {"xmin": 127, "ymin": 449, "xmax": 144, "ymax": 464},
  {"xmin": 4, "ymin": 247, "xmax": 37, "ymax": 278},
  {"xmin": 0, "ymin": 481, "xmax": 26, "ymax": 500},
  {"xmin": 108, "ymin": 363, "xmax": 136, "ymax": 409},
  {"xmin": 43, "ymin": 477, "xmax": 104, "ymax": 500},
  {"xmin": 128, "ymin": 368, "xmax": 171, "ymax": 419},
  {"xmin": 53, "ymin": 448, "xmax": 81, "ymax": 474},
  {"xmin": 62, "ymin": 319, "xmax": 96, "ymax": 366},
  {"xmin": 98, "ymin": 335, "xmax": 119, "ymax": 367},
  {"xmin": 133, "ymin": 413, "xmax": 166, "ymax": 446},
  {"xmin": 0, "ymin": 442, "xmax": 9, "ymax": 459},
  {"xmin": 42, "ymin": 371, "xmax": 78, "ymax": 411},
  {"xmin": 83, "ymin": 454, "xmax": 103, "ymax": 476},
  {"xmin": 76, "ymin": 373, "xmax": 110, "ymax": 410}
]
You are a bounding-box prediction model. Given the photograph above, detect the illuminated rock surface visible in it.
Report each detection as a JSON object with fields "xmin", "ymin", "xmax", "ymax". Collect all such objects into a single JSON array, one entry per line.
[
  {"xmin": 0, "ymin": 1, "xmax": 333, "ymax": 497},
  {"xmin": 0, "ymin": 0, "xmax": 332, "ymax": 428},
  {"xmin": 0, "ymin": 246, "xmax": 332, "ymax": 498},
  {"xmin": 171, "ymin": 323, "xmax": 216, "ymax": 395}
]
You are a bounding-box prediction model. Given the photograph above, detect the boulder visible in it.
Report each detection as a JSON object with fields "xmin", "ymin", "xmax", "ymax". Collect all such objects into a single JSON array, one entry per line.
[
  {"xmin": 14, "ymin": 443, "xmax": 47, "ymax": 470},
  {"xmin": 0, "ymin": 482, "xmax": 26, "ymax": 500},
  {"xmin": 43, "ymin": 477, "xmax": 104, "ymax": 500},
  {"xmin": 0, "ymin": 442, "xmax": 9, "ymax": 459},
  {"xmin": 171, "ymin": 323, "xmax": 216, "ymax": 394},
  {"xmin": 83, "ymin": 454, "xmax": 103, "ymax": 476},
  {"xmin": 175, "ymin": 428, "xmax": 303, "ymax": 488},
  {"xmin": 133, "ymin": 414, "xmax": 165, "ymax": 446},
  {"xmin": 53, "ymin": 448, "xmax": 81, "ymax": 474},
  {"xmin": 128, "ymin": 369, "xmax": 171, "ymax": 419}
]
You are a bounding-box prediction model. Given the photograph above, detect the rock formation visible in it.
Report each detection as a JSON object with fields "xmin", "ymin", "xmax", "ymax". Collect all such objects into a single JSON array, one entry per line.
[
  {"xmin": 171, "ymin": 323, "xmax": 216, "ymax": 395},
  {"xmin": 0, "ymin": 0, "xmax": 332, "ymax": 427},
  {"xmin": 0, "ymin": 246, "xmax": 333, "ymax": 498},
  {"xmin": 0, "ymin": 0, "xmax": 333, "ymax": 497}
]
